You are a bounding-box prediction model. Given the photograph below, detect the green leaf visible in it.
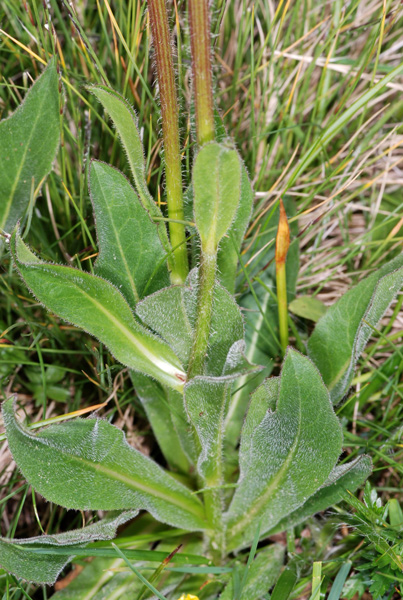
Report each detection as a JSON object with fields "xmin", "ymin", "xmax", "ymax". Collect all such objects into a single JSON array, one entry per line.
[
  {"xmin": 308, "ymin": 253, "xmax": 403, "ymax": 403},
  {"xmin": 219, "ymin": 544, "xmax": 284, "ymax": 600},
  {"xmin": 268, "ymin": 455, "xmax": 372, "ymax": 535},
  {"xmin": 88, "ymin": 85, "xmax": 172, "ymax": 264},
  {"xmin": 185, "ymin": 377, "xmax": 232, "ymax": 483},
  {"xmin": 217, "ymin": 165, "xmax": 253, "ymax": 293},
  {"xmin": 3, "ymin": 398, "xmax": 206, "ymax": 531},
  {"xmin": 137, "ymin": 268, "xmax": 245, "ymax": 377},
  {"xmin": 89, "ymin": 160, "xmax": 169, "ymax": 307},
  {"xmin": 0, "ymin": 60, "xmax": 60, "ymax": 252},
  {"xmin": 289, "ymin": 296, "xmax": 327, "ymax": 322},
  {"xmin": 50, "ymin": 556, "xmax": 140, "ymax": 599},
  {"xmin": 193, "ymin": 142, "xmax": 241, "ymax": 252},
  {"xmin": 226, "ymin": 349, "xmax": 342, "ymax": 550},
  {"xmin": 0, "ymin": 510, "xmax": 136, "ymax": 584},
  {"xmin": 131, "ymin": 373, "xmax": 190, "ymax": 473},
  {"xmin": 11, "ymin": 230, "xmax": 186, "ymax": 392}
]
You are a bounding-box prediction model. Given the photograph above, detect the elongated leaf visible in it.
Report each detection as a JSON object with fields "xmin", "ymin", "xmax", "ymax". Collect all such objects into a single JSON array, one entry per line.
[
  {"xmin": 220, "ymin": 544, "xmax": 284, "ymax": 600},
  {"xmin": 89, "ymin": 161, "xmax": 169, "ymax": 307},
  {"xmin": 193, "ymin": 143, "xmax": 241, "ymax": 252},
  {"xmin": 217, "ymin": 165, "xmax": 253, "ymax": 293},
  {"xmin": 0, "ymin": 510, "xmax": 136, "ymax": 584},
  {"xmin": 268, "ymin": 455, "xmax": 372, "ymax": 535},
  {"xmin": 131, "ymin": 372, "xmax": 190, "ymax": 473},
  {"xmin": 0, "ymin": 60, "xmax": 60, "ymax": 252},
  {"xmin": 137, "ymin": 268, "xmax": 244, "ymax": 376},
  {"xmin": 11, "ymin": 230, "xmax": 186, "ymax": 392},
  {"xmin": 3, "ymin": 399, "xmax": 206, "ymax": 531},
  {"xmin": 185, "ymin": 377, "xmax": 232, "ymax": 483},
  {"xmin": 308, "ymin": 253, "xmax": 403, "ymax": 403},
  {"xmin": 88, "ymin": 85, "xmax": 172, "ymax": 264},
  {"xmin": 226, "ymin": 349, "xmax": 342, "ymax": 550}
]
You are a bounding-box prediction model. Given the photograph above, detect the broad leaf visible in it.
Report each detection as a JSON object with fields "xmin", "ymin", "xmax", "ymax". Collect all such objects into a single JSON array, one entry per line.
[
  {"xmin": 269, "ymin": 455, "xmax": 372, "ymax": 535},
  {"xmin": 3, "ymin": 398, "xmax": 206, "ymax": 531},
  {"xmin": 89, "ymin": 160, "xmax": 169, "ymax": 307},
  {"xmin": 0, "ymin": 510, "xmax": 137, "ymax": 584},
  {"xmin": 137, "ymin": 268, "xmax": 245, "ymax": 377},
  {"xmin": 88, "ymin": 85, "xmax": 172, "ymax": 264},
  {"xmin": 217, "ymin": 165, "xmax": 253, "ymax": 293},
  {"xmin": 11, "ymin": 230, "xmax": 186, "ymax": 391},
  {"xmin": 0, "ymin": 60, "xmax": 60, "ymax": 253},
  {"xmin": 226, "ymin": 349, "xmax": 342, "ymax": 550},
  {"xmin": 220, "ymin": 544, "xmax": 284, "ymax": 600},
  {"xmin": 308, "ymin": 253, "xmax": 403, "ymax": 403},
  {"xmin": 193, "ymin": 143, "xmax": 241, "ymax": 252},
  {"xmin": 131, "ymin": 372, "xmax": 190, "ymax": 473}
]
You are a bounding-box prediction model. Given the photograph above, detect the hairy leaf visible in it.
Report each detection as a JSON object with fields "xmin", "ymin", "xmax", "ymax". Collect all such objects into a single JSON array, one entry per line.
[
  {"xmin": 217, "ymin": 165, "xmax": 253, "ymax": 293},
  {"xmin": 226, "ymin": 349, "xmax": 342, "ymax": 550},
  {"xmin": 89, "ymin": 160, "xmax": 169, "ymax": 307},
  {"xmin": 88, "ymin": 85, "xmax": 172, "ymax": 263},
  {"xmin": 269, "ymin": 455, "xmax": 372, "ymax": 535},
  {"xmin": 131, "ymin": 373, "xmax": 190, "ymax": 473},
  {"xmin": 11, "ymin": 230, "xmax": 186, "ymax": 391},
  {"xmin": 308, "ymin": 253, "xmax": 403, "ymax": 403},
  {"xmin": 185, "ymin": 377, "xmax": 232, "ymax": 483},
  {"xmin": 3, "ymin": 399, "xmax": 206, "ymax": 531},
  {"xmin": 0, "ymin": 510, "xmax": 137, "ymax": 584},
  {"xmin": 220, "ymin": 544, "xmax": 284, "ymax": 600},
  {"xmin": 0, "ymin": 60, "xmax": 60, "ymax": 253},
  {"xmin": 137, "ymin": 269, "xmax": 244, "ymax": 376},
  {"xmin": 193, "ymin": 143, "xmax": 241, "ymax": 252}
]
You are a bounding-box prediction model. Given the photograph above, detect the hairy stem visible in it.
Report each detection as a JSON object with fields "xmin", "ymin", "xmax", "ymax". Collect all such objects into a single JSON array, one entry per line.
[
  {"xmin": 188, "ymin": 0, "xmax": 215, "ymax": 145},
  {"xmin": 147, "ymin": 0, "xmax": 188, "ymax": 284}
]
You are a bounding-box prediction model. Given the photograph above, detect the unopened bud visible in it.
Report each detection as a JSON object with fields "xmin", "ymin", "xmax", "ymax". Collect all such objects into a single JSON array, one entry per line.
[{"xmin": 275, "ymin": 199, "xmax": 290, "ymax": 268}]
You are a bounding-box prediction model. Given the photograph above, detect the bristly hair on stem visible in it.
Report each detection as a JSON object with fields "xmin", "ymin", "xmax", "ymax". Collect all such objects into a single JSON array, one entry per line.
[
  {"xmin": 147, "ymin": 0, "xmax": 189, "ymax": 284},
  {"xmin": 188, "ymin": 0, "xmax": 215, "ymax": 146}
]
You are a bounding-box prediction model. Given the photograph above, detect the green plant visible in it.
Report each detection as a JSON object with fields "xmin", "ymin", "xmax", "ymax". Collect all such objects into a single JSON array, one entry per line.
[{"xmin": 1, "ymin": 2, "xmax": 403, "ymax": 598}]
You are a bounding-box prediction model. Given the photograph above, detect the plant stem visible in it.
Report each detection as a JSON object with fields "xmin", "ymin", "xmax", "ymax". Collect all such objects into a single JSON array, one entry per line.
[
  {"xmin": 188, "ymin": 0, "xmax": 215, "ymax": 145},
  {"xmin": 275, "ymin": 200, "xmax": 290, "ymax": 353},
  {"xmin": 147, "ymin": 0, "xmax": 188, "ymax": 284},
  {"xmin": 187, "ymin": 250, "xmax": 217, "ymax": 378}
]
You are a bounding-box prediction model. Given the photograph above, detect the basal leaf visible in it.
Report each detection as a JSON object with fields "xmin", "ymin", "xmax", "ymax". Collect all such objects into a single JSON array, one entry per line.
[
  {"xmin": 11, "ymin": 230, "xmax": 186, "ymax": 391},
  {"xmin": 220, "ymin": 544, "xmax": 284, "ymax": 600},
  {"xmin": 226, "ymin": 349, "xmax": 342, "ymax": 550},
  {"xmin": 0, "ymin": 60, "xmax": 60, "ymax": 253},
  {"xmin": 217, "ymin": 165, "xmax": 253, "ymax": 293},
  {"xmin": 137, "ymin": 269, "xmax": 244, "ymax": 376},
  {"xmin": 269, "ymin": 455, "xmax": 372, "ymax": 535},
  {"xmin": 3, "ymin": 399, "xmax": 206, "ymax": 531},
  {"xmin": 88, "ymin": 85, "xmax": 172, "ymax": 264},
  {"xmin": 0, "ymin": 510, "xmax": 137, "ymax": 584},
  {"xmin": 193, "ymin": 143, "xmax": 241, "ymax": 252},
  {"xmin": 89, "ymin": 160, "xmax": 169, "ymax": 307},
  {"xmin": 308, "ymin": 253, "xmax": 403, "ymax": 403}
]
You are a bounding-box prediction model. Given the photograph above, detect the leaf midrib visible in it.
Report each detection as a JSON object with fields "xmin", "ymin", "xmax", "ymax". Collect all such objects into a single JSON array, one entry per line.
[
  {"xmin": 0, "ymin": 79, "xmax": 48, "ymax": 230},
  {"xmin": 227, "ymin": 372, "xmax": 303, "ymax": 541}
]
